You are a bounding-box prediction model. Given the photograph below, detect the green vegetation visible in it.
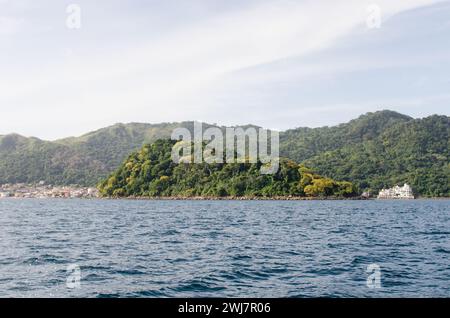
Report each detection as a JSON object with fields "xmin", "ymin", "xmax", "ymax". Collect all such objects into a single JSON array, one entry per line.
[
  {"xmin": 1, "ymin": 110, "xmax": 448, "ymax": 197},
  {"xmin": 0, "ymin": 122, "xmax": 196, "ymax": 185},
  {"xmin": 98, "ymin": 139, "xmax": 357, "ymax": 198},
  {"xmin": 303, "ymin": 115, "xmax": 450, "ymax": 197},
  {"xmin": 280, "ymin": 110, "xmax": 413, "ymax": 162}
]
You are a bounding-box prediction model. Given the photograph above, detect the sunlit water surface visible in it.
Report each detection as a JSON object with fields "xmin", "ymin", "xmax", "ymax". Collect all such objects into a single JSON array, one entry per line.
[{"xmin": 0, "ymin": 199, "xmax": 448, "ymax": 297}]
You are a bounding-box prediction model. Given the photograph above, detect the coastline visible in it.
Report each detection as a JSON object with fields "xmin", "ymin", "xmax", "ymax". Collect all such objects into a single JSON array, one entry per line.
[
  {"xmin": 1, "ymin": 195, "xmax": 363, "ymax": 201},
  {"xmin": 1, "ymin": 195, "xmax": 448, "ymax": 201},
  {"xmin": 99, "ymin": 196, "xmax": 449, "ymax": 201},
  {"xmin": 104, "ymin": 196, "xmax": 366, "ymax": 201}
]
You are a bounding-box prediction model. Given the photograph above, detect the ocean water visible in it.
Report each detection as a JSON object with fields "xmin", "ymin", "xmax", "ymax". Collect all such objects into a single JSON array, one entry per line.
[{"xmin": 0, "ymin": 199, "xmax": 449, "ymax": 298}]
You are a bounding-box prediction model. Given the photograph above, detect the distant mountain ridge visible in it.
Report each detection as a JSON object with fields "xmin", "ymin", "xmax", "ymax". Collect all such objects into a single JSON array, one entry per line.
[
  {"xmin": 0, "ymin": 121, "xmax": 252, "ymax": 186},
  {"xmin": 0, "ymin": 110, "xmax": 448, "ymax": 196},
  {"xmin": 304, "ymin": 114, "xmax": 449, "ymax": 196},
  {"xmin": 280, "ymin": 110, "xmax": 413, "ymax": 163}
]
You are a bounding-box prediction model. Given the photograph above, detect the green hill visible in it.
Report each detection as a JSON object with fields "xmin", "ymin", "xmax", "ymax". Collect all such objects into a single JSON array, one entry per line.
[
  {"xmin": 0, "ymin": 122, "xmax": 192, "ymax": 185},
  {"xmin": 0, "ymin": 121, "xmax": 253, "ymax": 185},
  {"xmin": 0, "ymin": 133, "xmax": 106, "ymax": 185},
  {"xmin": 279, "ymin": 110, "xmax": 413, "ymax": 162},
  {"xmin": 98, "ymin": 139, "xmax": 357, "ymax": 198},
  {"xmin": 303, "ymin": 115, "xmax": 450, "ymax": 197},
  {"xmin": 0, "ymin": 110, "xmax": 448, "ymax": 197}
]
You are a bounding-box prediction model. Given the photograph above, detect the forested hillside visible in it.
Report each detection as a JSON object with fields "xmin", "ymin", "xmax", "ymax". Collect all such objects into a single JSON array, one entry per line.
[
  {"xmin": 98, "ymin": 140, "xmax": 357, "ymax": 198},
  {"xmin": 304, "ymin": 115, "xmax": 449, "ymax": 197},
  {"xmin": 1, "ymin": 110, "xmax": 448, "ymax": 196}
]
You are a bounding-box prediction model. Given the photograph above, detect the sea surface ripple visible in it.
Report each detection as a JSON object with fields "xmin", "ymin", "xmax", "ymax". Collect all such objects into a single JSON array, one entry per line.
[{"xmin": 0, "ymin": 199, "xmax": 449, "ymax": 297}]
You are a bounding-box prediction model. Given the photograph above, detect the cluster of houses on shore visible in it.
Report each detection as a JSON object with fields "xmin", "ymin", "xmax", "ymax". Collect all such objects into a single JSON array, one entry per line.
[{"xmin": 0, "ymin": 182, "xmax": 99, "ymax": 199}]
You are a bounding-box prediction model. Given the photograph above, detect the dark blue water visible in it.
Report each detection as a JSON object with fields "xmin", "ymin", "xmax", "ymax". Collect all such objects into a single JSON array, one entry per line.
[{"xmin": 0, "ymin": 199, "xmax": 449, "ymax": 297}]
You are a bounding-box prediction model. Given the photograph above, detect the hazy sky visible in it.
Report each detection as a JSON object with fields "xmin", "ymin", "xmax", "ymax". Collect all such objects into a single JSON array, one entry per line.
[{"xmin": 1, "ymin": 0, "xmax": 449, "ymax": 140}]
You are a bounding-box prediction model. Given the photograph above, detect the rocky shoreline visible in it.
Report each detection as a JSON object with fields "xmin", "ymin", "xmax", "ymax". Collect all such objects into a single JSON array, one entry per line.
[
  {"xmin": 2, "ymin": 195, "xmax": 447, "ymax": 200},
  {"xmin": 100, "ymin": 195, "xmax": 368, "ymax": 201}
]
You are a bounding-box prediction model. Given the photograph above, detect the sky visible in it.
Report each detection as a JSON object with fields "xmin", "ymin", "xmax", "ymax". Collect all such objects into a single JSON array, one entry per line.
[{"xmin": 1, "ymin": 0, "xmax": 449, "ymax": 140}]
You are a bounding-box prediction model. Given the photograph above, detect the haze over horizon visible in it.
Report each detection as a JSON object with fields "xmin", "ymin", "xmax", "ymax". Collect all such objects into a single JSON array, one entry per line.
[{"xmin": 1, "ymin": 0, "xmax": 450, "ymax": 140}]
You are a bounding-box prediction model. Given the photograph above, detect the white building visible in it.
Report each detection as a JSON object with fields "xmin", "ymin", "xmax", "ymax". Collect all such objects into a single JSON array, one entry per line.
[{"xmin": 377, "ymin": 183, "xmax": 414, "ymax": 199}]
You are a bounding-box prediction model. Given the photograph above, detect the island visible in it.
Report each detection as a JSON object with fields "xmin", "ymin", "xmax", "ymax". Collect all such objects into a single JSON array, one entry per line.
[{"xmin": 97, "ymin": 139, "xmax": 358, "ymax": 199}]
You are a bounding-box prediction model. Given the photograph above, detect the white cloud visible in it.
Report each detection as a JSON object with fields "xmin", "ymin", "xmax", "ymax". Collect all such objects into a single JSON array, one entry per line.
[
  {"xmin": 0, "ymin": 0, "xmax": 443, "ymax": 139},
  {"xmin": 0, "ymin": 16, "xmax": 23, "ymax": 35}
]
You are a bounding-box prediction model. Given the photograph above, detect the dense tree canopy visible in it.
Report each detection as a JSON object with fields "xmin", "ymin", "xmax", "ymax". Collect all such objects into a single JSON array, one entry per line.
[
  {"xmin": 98, "ymin": 140, "xmax": 358, "ymax": 198},
  {"xmin": 304, "ymin": 115, "xmax": 450, "ymax": 197}
]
